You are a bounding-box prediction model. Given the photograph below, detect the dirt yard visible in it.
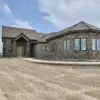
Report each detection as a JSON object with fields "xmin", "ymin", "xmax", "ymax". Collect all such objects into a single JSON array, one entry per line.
[{"xmin": 0, "ymin": 58, "xmax": 100, "ymax": 100}]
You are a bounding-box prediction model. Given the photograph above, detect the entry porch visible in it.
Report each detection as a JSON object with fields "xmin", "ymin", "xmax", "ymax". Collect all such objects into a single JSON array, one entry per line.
[{"xmin": 12, "ymin": 33, "xmax": 31, "ymax": 57}]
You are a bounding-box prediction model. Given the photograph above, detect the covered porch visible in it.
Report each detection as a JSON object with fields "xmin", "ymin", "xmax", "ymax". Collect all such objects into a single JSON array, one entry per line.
[{"xmin": 12, "ymin": 33, "xmax": 30, "ymax": 57}]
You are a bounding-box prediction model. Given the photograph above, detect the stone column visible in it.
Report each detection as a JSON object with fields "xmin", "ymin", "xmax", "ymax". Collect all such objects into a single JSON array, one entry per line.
[
  {"xmin": 12, "ymin": 41, "xmax": 17, "ymax": 57},
  {"xmin": 26, "ymin": 41, "xmax": 30, "ymax": 57},
  {"xmin": 87, "ymin": 32, "xmax": 92, "ymax": 59}
]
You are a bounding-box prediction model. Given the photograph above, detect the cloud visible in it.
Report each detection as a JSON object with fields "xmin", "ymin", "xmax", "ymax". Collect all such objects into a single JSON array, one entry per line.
[
  {"xmin": 0, "ymin": 3, "xmax": 33, "ymax": 30},
  {"xmin": 0, "ymin": 4, "xmax": 12, "ymax": 17},
  {"xmin": 13, "ymin": 20, "xmax": 33, "ymax": 29},
  {"xmin": 0, "ymin": 3, "xmax": 32, "ymax": 29},
  {"xmin": 3, "ymin": 4, "xmax": 12, "ymax": 16},
  {"xmin": 0, "ymin": 3, "xmax": 33, "ymax": 53},
  {"xmin": 38, "ymin": 0, "xmax": 100, "ymax": 29}
]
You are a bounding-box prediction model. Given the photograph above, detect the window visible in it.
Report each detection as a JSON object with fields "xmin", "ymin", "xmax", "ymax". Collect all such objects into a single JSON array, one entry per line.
[
  {"xmin": 75, "ymin": 38, "xmax": 86, "ymax": 50},
  {"xmin": 64, "ymin": 40, "xmax": 67, "ymax": 50},
  {"xmin": 75, "ymin": 39, "xmax": 80, "ymax": 50},
  {"xmin": 81, "ymin": 39, "xmax": 86, "ymax": 50},
  {"xmin": 97, "ymin": 39, "xmax": 100, "ymax": 50},
  {"xmin": 42, "ymin": 46, "xmax": 45, "ymax": 50},
  {"xmin": 50, "ymin": 42, "xmax": 57, "ymax": 52},
  {"xmin": 66, "ymin": 40, "xmax": 70, "ymax": 50},
  {"xmin": 42, "ymin": 45, "xmax": 46, "ymax": 51},
  {"xmin": 64, "ymin": 40, "xmax": 70, "ymax": 51},
  {"xmin": 92, "ymin": 39, "xmax": 100, "ymax": 50},
  {"xmin": 92, "ymin": 39, "xmax": 96, "ymax": 50}
]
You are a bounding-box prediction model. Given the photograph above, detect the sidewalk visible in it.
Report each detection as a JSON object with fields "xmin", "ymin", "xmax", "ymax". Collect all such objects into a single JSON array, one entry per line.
[{"xmin": 22, "ymin": 58, "xmax": 100, "ymax": 66}]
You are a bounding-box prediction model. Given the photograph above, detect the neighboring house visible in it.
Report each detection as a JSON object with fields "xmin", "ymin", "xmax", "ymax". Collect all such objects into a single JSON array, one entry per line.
[{"xmin": 2, "ymin": 21, "xmax": 100, "ymax": 59}]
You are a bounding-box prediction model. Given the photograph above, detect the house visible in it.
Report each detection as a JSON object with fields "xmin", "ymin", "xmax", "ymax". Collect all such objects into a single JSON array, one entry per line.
[
  {"xmin": 2, "ymin": 26, "xmax": 45, "ymax": 57},
  {"xmin": 2, "ymin": 21, "xmax": 100, "ymax": 59}
]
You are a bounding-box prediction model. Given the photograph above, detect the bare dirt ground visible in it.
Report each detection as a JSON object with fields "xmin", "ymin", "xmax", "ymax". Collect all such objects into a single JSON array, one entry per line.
[{"xmin": 0, "ymin": 58, "xmax": 100, "ymax": 100}]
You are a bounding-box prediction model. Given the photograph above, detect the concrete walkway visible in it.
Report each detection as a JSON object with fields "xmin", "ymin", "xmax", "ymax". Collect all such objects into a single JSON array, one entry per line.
[{"xmin": 22, "ymin": 58, "xmax": 100, "ymax": 66}]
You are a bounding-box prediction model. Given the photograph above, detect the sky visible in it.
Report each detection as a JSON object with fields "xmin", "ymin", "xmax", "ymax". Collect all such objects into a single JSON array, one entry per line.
[{"xmin": 1, "ymin": 0, "xmax": 100, "ymax": 53}]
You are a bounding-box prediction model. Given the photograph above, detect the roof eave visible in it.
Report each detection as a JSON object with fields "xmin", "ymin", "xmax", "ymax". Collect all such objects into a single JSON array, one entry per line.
[{"xmin": 47, "ymin": 29, "xmax": 100, "ymax": 41}]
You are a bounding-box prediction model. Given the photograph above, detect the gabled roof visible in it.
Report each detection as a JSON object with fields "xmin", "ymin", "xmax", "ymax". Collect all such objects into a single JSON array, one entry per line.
[
  {"xmin": 38, "ymin": 32, "xmax": 57, "ymax": 42},
  {"xmin": 2, "ymin": 26, "xmax": 45, "ymax": 40},
  {"xmin": 14, "ymin": 33, "xmax": 29, "ymax": 41},
  {"xmin": 2, "ymin": 21, "xmax": 100, "ymax": 42},
  {"xmin": 38, "ymin": 21, "xmax": 100, "ymax": 42},
  {"xmin": 61, "ymin": 21, "xmax": 100, "ymax": 33}
]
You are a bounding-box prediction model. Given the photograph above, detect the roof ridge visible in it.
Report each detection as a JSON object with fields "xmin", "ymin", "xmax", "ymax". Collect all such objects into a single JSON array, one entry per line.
[
  {"xmin": 84, "ymin": 22, "xmax": 100, "ymax": 29},
  {"xmin": 59, "ymin": 21, "xmax": 86, "ymax": 33},
  {"xmin": 81, "ymin": 21, "xmax": 92, "ymax": 29},
  {"xmin": 2, "ymin": 26, "xmax": 45, "ymax": 40},
  {"xmin": 2, "ymin": 25, "xmax": 36, "ymax": 32}
]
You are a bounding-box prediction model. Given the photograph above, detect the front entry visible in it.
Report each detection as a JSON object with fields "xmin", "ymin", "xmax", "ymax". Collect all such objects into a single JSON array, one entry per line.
[
  {"xmin": 16, "ymin": 37, "xmax": 27, "ymax": 57},
  {"xmin": 17, "ymin": 46, "xmax": 24, "ymax": 57}
]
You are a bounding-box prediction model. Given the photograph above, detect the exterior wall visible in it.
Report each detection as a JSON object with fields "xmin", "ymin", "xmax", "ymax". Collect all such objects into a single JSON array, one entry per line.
[
  {"xmin": 3, "ymin": 31, "xmax": 100, "ymax": 59},
  {"xmin": 33, "ymin": 32, "xmax": 100, "ymax": 59},
  {"xmin": 47, "ymin": 32, "xmax": 93, "ymax": 59},
  {"xmin": 2, "ymin": 26, "xmax": 44, "ymax": 57},
  {"xmin": 33, "ymin": 43, "xmax": 50, "ymax": 58},
  {"xmin": 3, "ymin": 38, "xmax": 13, "ymax": 57},
  {"xmin": 3, "ymin": 37, "xmax": 31, "ymax": 57}
]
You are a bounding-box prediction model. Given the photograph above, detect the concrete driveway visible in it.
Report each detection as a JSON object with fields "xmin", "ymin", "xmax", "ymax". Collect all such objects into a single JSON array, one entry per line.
[{"xmin": 0, "ymin": 58, "xmax": 100, "ymax": 100}]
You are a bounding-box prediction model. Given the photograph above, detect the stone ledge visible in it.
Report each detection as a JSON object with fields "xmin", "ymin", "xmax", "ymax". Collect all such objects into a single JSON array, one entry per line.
[{"xmin": 21, "ymin": 58, "xmax": 100, "ymax": 66}]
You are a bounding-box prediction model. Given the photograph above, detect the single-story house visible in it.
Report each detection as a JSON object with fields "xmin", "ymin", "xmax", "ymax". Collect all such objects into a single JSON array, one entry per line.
[{"xmin": 2, "ymin": 21, "xmax": 100, "ymax": 59}]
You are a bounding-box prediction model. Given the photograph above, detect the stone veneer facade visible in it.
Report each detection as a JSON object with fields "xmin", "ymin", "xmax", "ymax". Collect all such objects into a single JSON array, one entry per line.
[
  {"xmin": 2, "ymin": 37, "xmax": 31, "ymax": 57},
  {"xmin": 33, "ymin": 31, "xmax": 100, "ymax": 59},
  {"xmin": 2, "ymin": 21, "xmax": 100, "ymax": 59}
]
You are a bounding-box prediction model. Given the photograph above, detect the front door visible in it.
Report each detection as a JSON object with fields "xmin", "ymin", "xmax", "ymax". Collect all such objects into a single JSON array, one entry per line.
[{"xmin": 17, "ymin": 46, "xmax": 24, "ymax": 57}]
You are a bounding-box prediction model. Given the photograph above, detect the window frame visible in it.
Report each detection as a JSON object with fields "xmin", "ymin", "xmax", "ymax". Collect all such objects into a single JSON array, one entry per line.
[
  {"xmin": 42, "ymin": 45, "xmax": 46, "ymax": 51},
  {"xmin": 81, "ymin": 38, "xmax": 87, "ymax": 50},
  {"xmin": 92, "ymin": 39, "xmax": 97, "ymax": 51},
  {"xmin": 74, "ymin": 38, "xmax": 87, "ymax": 51},
  {"xmin": 97, "ymin": 39, "xmax": 100, "ymax": 51},
  {"xmin": 50, "ymin": 42, "xmax": 57, "ymax": 53},
  {"xmin": 74, "ymin": 39, "xmax": 81, "ymax": 51},
  {"xmin": 64, "ymin": 40, "xmax": 70, "ymax": 51},
  {"xmin": 64, "ymin": 40, "xmax": 67, "ymax": 51},
  {"xmin": 92, "ymin": 39, "xmax": 100, "ymax": 51}
]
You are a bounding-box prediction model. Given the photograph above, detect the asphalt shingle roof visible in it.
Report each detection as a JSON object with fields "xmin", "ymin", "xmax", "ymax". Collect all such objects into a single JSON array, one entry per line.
[
  {"xmin": 2, "ymin": 21, "xmax": 100, "ymax": 42},
  {"xmin": 2, "ymin": 26, "xmax": 45, "ymax": 40},
  {"xmin": 38, "ymin": 21, "xmax": 100, "ymax": 42},
  {"xmin": 61, "ymin": 21, "xmax": 100, "ymax": 32}
]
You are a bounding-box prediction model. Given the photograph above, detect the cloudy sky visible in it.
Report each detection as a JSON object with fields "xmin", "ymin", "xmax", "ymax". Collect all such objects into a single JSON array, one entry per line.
[{"xmin": 0, "ymin": 0, "xmax": 100, "ymax": 52}]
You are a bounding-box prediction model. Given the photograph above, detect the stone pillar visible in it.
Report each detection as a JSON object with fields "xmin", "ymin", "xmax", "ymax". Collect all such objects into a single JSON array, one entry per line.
[
  {"xmin": 87, "ymin": 33, "xmax": 92, "ymax": 59},
  {"xmin": 12, "ymin": 41, "xmax": 17, "ymax": 57},
  {"xmin": 26, "ymin": 41, "xmax": 30, "ymax": 57}
]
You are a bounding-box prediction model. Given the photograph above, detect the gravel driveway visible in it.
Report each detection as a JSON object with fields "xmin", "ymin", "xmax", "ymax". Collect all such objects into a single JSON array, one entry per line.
[{"xmin": 0, "ymin": 58, "xmax": 100, "ymax": 100}]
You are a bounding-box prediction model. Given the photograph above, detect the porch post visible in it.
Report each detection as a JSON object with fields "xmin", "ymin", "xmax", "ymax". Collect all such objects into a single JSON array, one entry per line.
[
  {"xmin": 26, "ymin": 41, "xmax": 30, "ymax": 57},
  {"xmin": 12, "ymin": 41, "xmax": 17, "ymax": 57}
]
